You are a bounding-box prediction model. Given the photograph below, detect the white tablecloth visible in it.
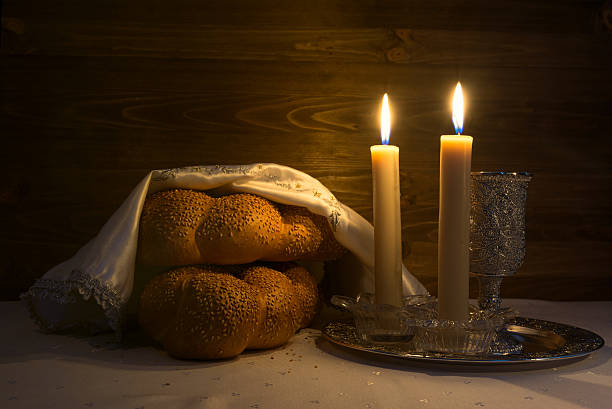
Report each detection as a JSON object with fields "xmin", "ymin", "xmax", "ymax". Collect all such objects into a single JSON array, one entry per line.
[{"xmin": 2, "ymin": 299, "xmax": 610, "ymax": 409}]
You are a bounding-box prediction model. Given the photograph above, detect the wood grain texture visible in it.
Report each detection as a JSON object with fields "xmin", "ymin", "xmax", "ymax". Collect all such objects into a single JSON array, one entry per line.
[{"xmin": 1, "ymin": 0, "xmax": 611, "ymax": 300}]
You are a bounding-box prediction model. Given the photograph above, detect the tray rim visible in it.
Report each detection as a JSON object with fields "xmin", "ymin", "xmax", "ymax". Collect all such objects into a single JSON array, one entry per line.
[{"xmin": 321, "ymin": 317, "xmax": 605, "ymax": 365}]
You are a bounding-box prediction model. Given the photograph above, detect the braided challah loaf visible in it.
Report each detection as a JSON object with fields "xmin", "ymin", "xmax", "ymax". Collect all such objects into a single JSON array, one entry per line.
[
  {"xmin": 137, "ymin": 189, "xmax": 345, "ymax": 266},
  {"xmin": 138, "ymin": 263, "xmax": 318, "ymax": 359},
  {"xmin": 136, "ymin": 189, "xmax": 344, "ymax": 359}
]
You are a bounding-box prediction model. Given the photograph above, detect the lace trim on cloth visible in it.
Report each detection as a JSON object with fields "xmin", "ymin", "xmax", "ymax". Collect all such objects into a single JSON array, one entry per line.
[{"xmin": 20, "ymin": 270, "xmax": 125, "ymax": 337}]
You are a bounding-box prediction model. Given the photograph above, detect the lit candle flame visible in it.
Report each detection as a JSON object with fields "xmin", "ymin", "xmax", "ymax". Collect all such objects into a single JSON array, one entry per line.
[
  {"xmin": 380, "ymin": 93, "xmax": 391, "ymax": 145},
  {"xmin": 452, "ymin": 82, "xmax": 464, "ymax": 135}
]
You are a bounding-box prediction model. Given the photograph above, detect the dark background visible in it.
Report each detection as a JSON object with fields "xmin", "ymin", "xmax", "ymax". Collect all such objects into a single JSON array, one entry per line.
[{"xmin": 1, "ymin": 1, "xmax": 611, "ymax": 300}]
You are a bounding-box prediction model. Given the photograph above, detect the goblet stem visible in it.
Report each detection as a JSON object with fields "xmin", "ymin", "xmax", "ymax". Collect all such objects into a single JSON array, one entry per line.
[
  {"xmin": 475, "ymin": 275, "xmax": 505, "ymax": 312},
  {"xmin": 474, "ymin": 274, "xmax": 524, "ymax": 355}
]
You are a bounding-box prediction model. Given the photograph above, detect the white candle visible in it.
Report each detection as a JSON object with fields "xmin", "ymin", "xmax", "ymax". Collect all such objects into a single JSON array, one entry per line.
[
  {"xmin": 371, "ymin": 93, "xmax": 403, "ymax": 306},
  {"xmin": 438, "ymin": 83, "xmax": 472, "ymax": 321}
]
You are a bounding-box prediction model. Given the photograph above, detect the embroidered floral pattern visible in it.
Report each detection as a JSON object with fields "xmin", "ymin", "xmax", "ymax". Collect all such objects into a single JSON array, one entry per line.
[{"xmin": 328, "ymin": 210, "xmax": 341, "ymax": 232}]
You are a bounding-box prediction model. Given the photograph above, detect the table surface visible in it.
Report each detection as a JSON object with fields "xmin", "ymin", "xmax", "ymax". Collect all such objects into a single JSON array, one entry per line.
[{"xmin": 1, "ymin": 299, "xmax": 610, "ymax": 409}]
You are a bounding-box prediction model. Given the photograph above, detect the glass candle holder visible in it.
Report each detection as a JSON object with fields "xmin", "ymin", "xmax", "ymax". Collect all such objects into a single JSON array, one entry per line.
[{"xmin": 331, "ymin": 294, "xmax": 508, "ymax": 355}]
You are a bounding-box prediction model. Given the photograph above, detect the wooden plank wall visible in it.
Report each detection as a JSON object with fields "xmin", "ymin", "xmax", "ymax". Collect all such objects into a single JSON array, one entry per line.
[{"xmin": 1, "ymin": 0, "xmax": 611, "ymax": 300}]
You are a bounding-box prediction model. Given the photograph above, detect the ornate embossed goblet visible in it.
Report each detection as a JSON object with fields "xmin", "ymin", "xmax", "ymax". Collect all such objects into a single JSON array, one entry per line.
[
  {"xmin": 470, "ymin": 172, "xmax": 532, "ymax": 354},
  {"xmin": 470, "ymin": 171, "xmax": 532, "ymax": 311}
]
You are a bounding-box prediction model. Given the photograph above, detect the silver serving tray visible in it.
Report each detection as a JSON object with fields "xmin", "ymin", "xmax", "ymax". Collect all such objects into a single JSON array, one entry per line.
[{"xmin": 322, "ymin": 317, "xmax": 604, "ymax": 365}]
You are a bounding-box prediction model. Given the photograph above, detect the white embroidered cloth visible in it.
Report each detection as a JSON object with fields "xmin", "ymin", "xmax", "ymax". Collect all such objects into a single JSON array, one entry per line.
[{"xmin": 22, "ymin": 164, "xmax": 427, "ymax": 336}]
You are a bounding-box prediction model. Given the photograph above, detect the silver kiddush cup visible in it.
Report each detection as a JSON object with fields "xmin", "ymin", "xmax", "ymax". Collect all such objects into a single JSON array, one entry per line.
[{"xmin": 470, "ymin": 172, "xmax": 532, "ymax": 312}]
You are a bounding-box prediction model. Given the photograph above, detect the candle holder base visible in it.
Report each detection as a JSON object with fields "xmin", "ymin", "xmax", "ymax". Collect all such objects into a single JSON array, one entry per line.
[
  {"xmin": 331, "ymin": 293, "xmax": 514, "ymax": 356},
  {"xmin": 331, "ymin": 293, "xmax": 424, "ymax": 344}
]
